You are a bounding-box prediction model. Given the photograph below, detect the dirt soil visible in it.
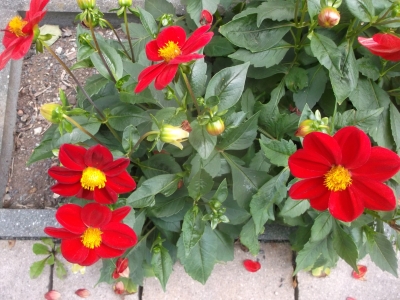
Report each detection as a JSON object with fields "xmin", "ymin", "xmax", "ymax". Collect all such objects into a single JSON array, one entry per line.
[{"xmin": 3, "ymin": 27, "xmax": 114, "ymax": 208}]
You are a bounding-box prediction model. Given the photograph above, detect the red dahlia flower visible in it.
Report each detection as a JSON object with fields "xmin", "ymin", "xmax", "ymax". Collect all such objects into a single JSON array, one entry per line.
[
  {"xmin": 358, "ymin": 34, "xmax": 400, "ymax": 61},
  {"xmin": 48, "ymin": 144, "xmax": 136, "ymax": 204},
  {"xmin": 44, "ymin": 203, "xmax": 137, "ymax": 266},
  {"xmin": 134, "ymin": 25, "xmax": 213, "ymax": 93},
  {"xmin": 288, "ymin": 126, "xmax": 400, "ymax": 222},
  {"xmin": 0, "ymin": 0, "xmax": 49, "ymax": 70}
]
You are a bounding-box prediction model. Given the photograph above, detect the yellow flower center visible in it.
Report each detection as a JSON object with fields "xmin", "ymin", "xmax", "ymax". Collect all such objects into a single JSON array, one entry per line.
[
  {"xmin": 81, "ymin": 227, "xmax": 103, "ymax": 249},
  {"xmin": 80, "ymin": 167, "xmax": 106, "ymax": 191},
  {"xmin": 324, "ymin": 165, "xmax": 352, "ymax": 192},
  {"xmin": 158, "ymin": 41, "xmax": 182, "ymax": 62},
  {"xmin": 8, "ymin": 16, "xmax": 28, "ymax": 37}
]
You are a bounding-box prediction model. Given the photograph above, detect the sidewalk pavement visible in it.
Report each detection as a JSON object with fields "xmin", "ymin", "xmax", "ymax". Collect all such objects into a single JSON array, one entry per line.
[{"xmin": 1, "ymin": 239, "xmax": 400, "ymax": 300}]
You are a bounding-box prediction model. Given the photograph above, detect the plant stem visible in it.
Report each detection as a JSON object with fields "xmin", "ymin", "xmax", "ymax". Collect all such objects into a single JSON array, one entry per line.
[
  {"xmin": 62, "ymin": 114, "xmax": 103, "ymax": 144},
  {"xmin": 42, "ymin": 41, "xmax": 106, "ymax": 121},
  {"xmin": 89, "ymin": 22, "xmax": 117, "ymax": 83},
  {"xmin": 330, "ymin": 100, "xmax": 338, "ymax": 135},
  {"xmin": 101, "ymin": 18, "xmax": 131, "ymax": 60},
  {"xmin": 257, "ymin": 127, "xmax": 276, "ymax": 140},
  {"xmin": 381, "ymin": 61, "xmax": 400, "ymax": 77},
  {"xmin": 124, "ymin": 7, "xmax": 135, "ymax": 62},
  {"xmin": 127, "ymin": 130, "xmax": 160, "ymax": 158},
  {"xmin": 180, "ymin": 67, "xmax": 200, "ymax": 115}
]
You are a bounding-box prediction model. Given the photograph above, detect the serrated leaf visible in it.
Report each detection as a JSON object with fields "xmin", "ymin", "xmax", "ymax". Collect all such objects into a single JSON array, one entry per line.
[
  {"xmin": 239, "ymin": 219, "xmax": 260, "ymax": 255},
  {"xmin": 182, "ymin": 207, "xmax": 206, "ymax": 256},
  {"xmin": 28, "ymin": 125, "xmax": 57, "ymax": 165},
  {"xmin": 294, "ymin": 239, "xmax": 326, "ymax": 274},
  {"xmin": 189, "ymin": 59, "xmax": 207, "ymax": 97},
  {"xmin": 259, "ymin": 136, "xmax": 297, "ymax": 167},
  {"xmin": 90, "ymin": 40, "xmax": 123, "ymax": 81},
  {"xmin": 212, "ymin": 179, "xmax": 228, "ymax": 203},
  {"xmin": 349, "ymin": 78, "xmax": 390, "ymax": 110},
  {"xmin": 32, "ymin": 243, "xmax": 50, "ymax": 255},
  {"xmin": 188, "ymin": 169, "xmax": 214, "ymax": 200},
  {"xmin": 310, "ymin": 32, "xmax": 341, "ymax": 72},
  {"xmin": 123, "ymin": 23, "xmax": 152, "ymax": 60},
  {"xmin": 334, "ymin": 108, "xmax": 384, "ymax": 132},
  {"xmin": 205, "ymin": 62, "xmax": 250, "ymax": 112},
  {"xmin": 310, "ymin": 212, "xmax": 333, "ymax": 242},
  {"xmin": 77, "ymin": 74, "xmax": 110, "ymax": 104},
  {"xmin": 257, "ymin": 0, "xmax": 296, "ymax": 24},
  {"xmin": 138, "ymin": 7, "xmax": 158, "ymax": 37},
  {"xmin": 149, "ymin": 190, "xmax": 187, "ymax": 218},
  {"xmin": 389, "ymin": 103, "xmax": 400, "ymax": 151},
  {"xmin": 151, "ymin": 246, "xmax": 173, "ymax": 290},
  {"xmin": 280, "ymin": 198, "xmax": 310, "ymax": 218},
  {"xmin": 285, "ymin": 67, "xmax": 308, "ymax": 93},
  {"xmin": 145, "ymin": 0, "xmax": 175, "ymax": 18},
  {"xmin": 189, "ymin": 120, "xmax": 217, "ymax": 159},
  {"xmin": 346, "ymin": 0, "xmax": 375, "ymax": 22},
  {"xmin": 357, "ymin": 57, "xmax": 380, "ymax": 81},
  {"xmin": 204, "ymin": 36, "xmax": 235, "ymax": 57},
  {"xmin": 108, "ymin": 104, "xmax": 148, "ymax": 131},
  {"xmin": 189, "ymin": 151, "xmax": 221, "ymax": 179},
  {"xmin": 210, "ymin": 229, "xmax": 234, "ymax": 261},
  {"xmin": 56, "ymin": 116, "xmax": 101, "ymax": 145},
  {"xmin": 141, "ymin": 154, "xmax": 182, "ymax": 178},
  {"xmin": 55, "ymin": 259, "xmax": 67, "ymax": 279},
  {"xmin": 367, "ymin": 232, "xmax": 398, "ymax": 277},
  {"xmin": 122, "ymin": 125, "xmax": 140, "ymax": 153},
  {"xmin": 30, "ymin": 258, "xmax": 48, "ymax": 279},
  {"xmin": 332, "ymin": 221, "xmax": 358, "ymax": 271}
]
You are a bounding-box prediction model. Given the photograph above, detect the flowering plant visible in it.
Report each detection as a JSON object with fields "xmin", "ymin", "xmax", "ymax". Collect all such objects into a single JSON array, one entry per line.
[{"xmin": 3, "ymin": 0, "xmax": 400, "ymax": 294}]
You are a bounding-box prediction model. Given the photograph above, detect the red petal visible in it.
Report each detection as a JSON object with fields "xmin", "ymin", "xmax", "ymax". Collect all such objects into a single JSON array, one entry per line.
[
  {"xmin": 134, "ymin": 63, "xmax": 167, "ymax": 93},
  {"xmin": 288, "ymin": 149, "xmax": 331, "ymax": 178},
  {"xmin": 95, "ymin": 244, "xmax": 124, "ymax": 258},
  {"xmin": 157, "ymin": 26, "xmax": 186, "ymax": 49},
  {"xmin": 93, "ymin": 185, "xmax": 118, "ymax": 204},
  {"xmin": 181, "ymin": 32, "xmax": 213, "ymax": 55},
  {"xmin": 145, "ymin": 40, "xmax": 162, "ymax": 61},
  {"xmin": 243, "ymin": 259, "xmax": 261, "ymax": 272},
  {"xmin": 351, "ymin": 178, "xmax": 396, "ymax": 211},
  {"xmin": 358, "ymin": 36, "xmax": 400, "ymax": 61},
  {"xmin": 79, "ymin": 249, "xmax": 100, "ymax": 266},
  {"xmin": 289, "ymin": 177, "xmax": 328, "ymax": 200},
  {"xmin": 76, "ymin": 188, "xmax": 94, "ymax": 200},
  {"xmin": 169, "ymin": 53, "xmax": 204, "ymax": 64},
  {"xmin": 106, "ymin": 172, "xmax": 137, "ymax": 194},
  {"xmin": 81, "ymin": 203, "xmax": 112, "ymax": 228},
  {"xmin": 102, "ymin": 158, "xmax": 130, "ymax": 176},
  {"xmin": 50, "ymin": 182, "xmax": 82, "ymax": 197},
  {"xmin": 182, "ymin": 25, "xmax": 212, "ymax": 54},
  {"xmin": 59, "ymin": 144, "xmax": 87, "ymax": 171},
  {"xmin": 102, "ymin": 223, "xmax": 138, "ymax": 249},
  {"xmin": 56, "ymin": 204, "xmax": 86, "ymax": 234},
  {"xmin": 154, "ymin": 64, "xmax": 179, "ymax": 90},
  {"xmin": 303, "ymin": 132, "xmax": 341, "ymax": 165},
  {"xmin": 0, "ymin": 42, "xmax": 14, "ymax": 70},
  {"xmin": 111, "ymin": 206, "xmax": 132, "ymax": 223},
  {"xmin": 10, "ymin": 36, "xmax": 33, "ymax": 60},
  {"xmin": 61, "ymin": 238, "xmax": 89, "ymax": 264},
  {"xmin": 84, "ymin": 144, "xmax": 113, "ymax": 170},
  {"xmin": 48, "ymin": 166, "xmax": 82, "ymax": 184},
  {"xmin": 44, "ymin": 227, "xmax": 78, "ymax": 239},
  {"xmin": 334, "ymin": 127, "xmax": 371, "ymax": 169},
  {"xmin": 328, "ymin": 188, "xmax": 363, "ymax": 222},
  {"xmin": 373, "ymin": 34, "xmax": 400, "ymax": 50},
  {"xmin": 351, "ymin": 147, "xmax": 400, "ymax": 181},
  {"xmin": 352, "ymin": 265, "xmax": 367, "ymax": 279},
  {"xmin": 309, "ymin": 192, "xmax": 330, "ymax": 211}
]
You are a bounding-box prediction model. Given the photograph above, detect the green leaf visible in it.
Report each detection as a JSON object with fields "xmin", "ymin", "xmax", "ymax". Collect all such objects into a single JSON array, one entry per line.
[
  {"xmin": 294, "ymin": 239, "xmax": 327, "ymax": 274},
  {"xmin": 307, "ymin": 0, "xmax": 321, "ymax": 19},
  {"xmin": 280, "ymin": 198, "xmax": 310, "ymax": 218},
  {"xmin": 332, "ymin": 221, "xmax": 358, "ymax": 271},
  {"xmin": 145, "ymin": 0, "xmax": 175, "ymax": 18},
  {"xmin": 210, "ymin": 229, "xmax": 234, "ymax": 262},
  {"xmin": 310, "ymin": 32, "xmax": 341, "ymax": 72},
  {"xmin": 40, "ymin": 238, "xmax": 54, "ymax": 248},
  {"xmin": 188, "ymin": 169, "xmax": 214, "ymax": 200},
  {"xmin": 189, "ymin": 151, "xmax": 221, "ymax": 178},
  {"xmin": 126, "ymin": 174, "xmax": 179, "ymax": 208},
  {"xmin": 189, "ymin": 59, "xmax": 207, "ymax": 97},
  {"xmin": 357, "ymin": 57, "xmax": 380, "ymax": 81},
  {"xmin": 189, "ymin": 120, "xmax": 217, "ymax": 160},
  {"xmin": 257, "ymin": 0, "xmax": 296, "ymax": 24},
  {"xmin": 151, "ymin": 246, "xmax": 173, "ymax": 291},
  {"xmin": 57, "ymin": 116, "xmax": 101, "ymax": 145},
  {"xmin": 124, "ymin": 23, "xmax": 152, "ymax": 59},
  {"xmin": 228, "ymin": 41, "xmax": 291, "ymax": 68},
  {"xmin": 204, "ymin": 36, "xmax": 235, "ymax": 57},
  {"xmin": 185, "ymin": 0, "xmax": 219, "ymax": 26},
  {"xmin": 346, "ymin": 0, "xmax": 375, "ymax": 22},
  {"xmin": 241, "ymin": 88, "xmax": 256, "ymax": 117},
  {"xmin": 138, "ymin": 7, "xmax": 158, "ymax": 37},
  {"xmin": 30, "ymin": 258, "xmax": 48, "ymax": 279},
  {"xmin": 182, "ymin": 207, "xmax": 206, "ymax": 256},
  {"xmin": 367, "ymin": 232, "xmax": 398, "ymax": 277},
  {"xmin": 77, "ymin": 74, "xmax": 110, "ymax": 103},
  {"xmin": 285, "ymin": 67, "xmax": 308, "ymax": 93},
  {"xmin": 149, "ymin": 190, "xmax": 187, "ymax": 218},
  {"xmin": 55, "ymin": 259, "xmax": 67, "ymax": 279},
  {"xmin": 250, "ymin": 169, "xmax": 290, "ymax": 234},
  {"xmin": 141, "ymin": 154, "xmax": 182, "ymax": 178},
  {"xmin": 40, "ymin": 24, "xmax": 62, "ymax": 47},
  {"xmin": 122, "ymin": 125, "xmax": 140, "ymax": 153},
  {"xmin": 259, "ymin": 136, "xmax": 297, "ymax": 167},
  {"xmin": 220, "ymin": 15, "xmax": 291, "ymax": 52},
  {"xmin": 239, "ymin": 219, "xmax": 260, "ymax": 255},
  {"xmin": 28, "ymin": 125, "xmax": 57, "ymax": 165},
  {"xmin": 349, "ymin": 78, "xmax": 390, "ymax": 110},
  {"xmin": 293, "ymin": 65, "xmax": 328, "ymax": 110},
  {"xmin": 218, "ymin": 112, "xmax": 260, "ymax": 150},
  {"xmin": 389, "ymin": 103, "xmax": 400, "ymax": 151},
  {"xmin": 310, "ymin": 212, "xmax": 333, "ymax": 242},
  {"xmin": 205, "ymin": 62, "xmax": 250, "ymax": 112},
  {"xmin": 334, "ymin": 108, "xmax": 384, "ymax": 131},
  {"xmin": 108, "ymin": 104, "xmax": 149, "ymax": 131},
  {"xmin": 212, "ymin": 179, "xmax": 228, "ymax": 203},
  {"xmin": 90, "ymin": 40, "xmax": 123, "ymax": 81},
  {"xmin": 32, "ymin": 243, "xmax": 50, "ymax": 255}
]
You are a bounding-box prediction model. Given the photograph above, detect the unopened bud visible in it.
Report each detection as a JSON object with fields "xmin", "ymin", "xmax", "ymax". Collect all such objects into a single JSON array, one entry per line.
[
  {"xmin": 118, "ymin": 0, "xmax": 132, "ymax": 7},
  {"xmin": 75, "ymin": 289, "xmax": 91, "ymax": 298},
  {"xmin": 44, "ymin": 290, "xmax": 61, "ymax": 300},
  {"xmin": 200, "ymin": 10, "xmax": 213, "ymax": 25},
  {"xmin": 206, "ymin": 119, "xmax": 225, "ymax": 136},
  {"xmin": 40, "ymin": 103, "xmax": 62, "ymax": 124},
  {"xmin": 113, "ymin": 281, "xmax": 125, "ymax": 295},
  {"xmin": 318, "ymin": 7, "xmax": 340, "ymax": 28},
  {"xmin": 295, "ymin": 119, "xmax": 314, "ymax": 138},
  {"xmin": 159, "ymin": 124, "xmax": 190, "ymax": 150},
  {"xmin": 76, "ymin": 0, "xmax": 96, "ymax": 10},
  {"xmin": 160, "ymin": 14, "xmax": 174, "ymax": 27}
]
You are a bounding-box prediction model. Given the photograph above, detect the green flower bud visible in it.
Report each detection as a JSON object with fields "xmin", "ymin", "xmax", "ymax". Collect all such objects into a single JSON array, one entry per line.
[
  {"xmin": 76, "ymin": 0, "xmax": 96, "ymax": 10},
  {"xmin": 118, "ymin": 0, "xmax": 132, "ymax": 7},
  {"xmin": 318, "ymin": 7, "xmax": 340, "ymax": 28},
  {"xmin": 206, "ymin": 119, "xmax": 225, "ymax": 136},
  {"xmin": 159, "ymin": 124, "xmax": 190, "ymax": 150},
  {"xmin": 40, "ymin": 103, "xmax": 62, "ymax": 124}
]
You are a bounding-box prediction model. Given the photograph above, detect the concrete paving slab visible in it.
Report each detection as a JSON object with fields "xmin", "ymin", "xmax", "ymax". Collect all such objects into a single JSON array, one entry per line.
[
  {"xmin": 298, "ymin": 254, "xmax": 400, "ymax": 300},
  {"xmin": 53, "ymin": 257, "xmax": 139, "ymax": 299},
  {"xmin": 0, "ymin": 240, "xmax": 51, "ymax": 299},
  {"xmin": 143, "ymin": 242, "xmax": 295, "ymax": 300}
]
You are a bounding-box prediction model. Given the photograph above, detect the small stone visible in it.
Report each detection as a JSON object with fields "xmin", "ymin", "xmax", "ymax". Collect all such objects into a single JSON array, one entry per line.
[
  {"xmin": 55, "ymin": 47, "xmax": 63, "ymax": 55},
  {"xmin": 60, "ymin": 85, "xmax": 67, "ymax": 90},
  {"xmin": 33, "ymin": 127, "xmax": 43, "ymax": 135},
  {"xmin": 20, "ymin": 115, "xmax": 29, "ymax": 122},
  {"xmin": 29, "ymin": 187, "xmax": 37, "ymax": 194},
  {"xmin": 17, "ymin": 110, "xmax": 24, "ymax": 116}
]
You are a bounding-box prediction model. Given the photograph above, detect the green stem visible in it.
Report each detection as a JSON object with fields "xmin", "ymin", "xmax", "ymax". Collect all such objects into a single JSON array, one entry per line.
[
  {"xmin": 101, "ymin": 18, "xmax": 131, "ymax": 60},
  {"xmin": 210, "ymin": 18, "xmax": 222, "ymax": 32},
  {"xmin": 257, "ymin": 127, "xmax": 276, "ymax": 140},
  {"xmin": 330, "ymin": 100, "xmax": 338, "ymax": 135},
  {"xmin": 180, "ymin": 67, "xmax": 200, "ymax": 115},
  {"xmin": 124, "ymin": 7, "xmax": 135, "ymax": 62},
  {"xmin": 381, "ymin": 61, "xmax": 400, "ymax": 77},
  {"xmin": 42, "ymin": 41, "xmax": 106, "ymax": 121},
  {"xmin": 127, "ymin": 130, "xmax": 160, "ymax": 158},
  {"xmin": 62, "ymin": 114, "xmax": 103, "ymax": 144},
  {"xmin": 89, "ymin": 21, "xmax": 117, "ymax": 83},
  {"xmin": 105, "ymin": 122, "xmax": 122, "ymax": 143}
]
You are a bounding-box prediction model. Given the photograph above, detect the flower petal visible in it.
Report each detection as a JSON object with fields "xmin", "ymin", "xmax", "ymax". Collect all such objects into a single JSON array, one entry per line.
[
  {"xmin": 60, "ymin": 238, "xmax": 89, "ymax": 264},
  {"xmin": 10, "ymin": 36, "xmax": 33, "ymax": 60},
  {"xmin": 351, "ymin": 178, "xmax": 396, "ymax": 211},
  {"xmin": 84, "ymin": 144, "xmax": 113, "ymax": 169},
  {"xmin": 181, "ymin": 25, "xmax": 212, "ymax": 54},
  {"xmin": 289, "ymin": 177, "xmax": 328, "ymax": 199},
  {"xmin": 48, "ymin": 166, "xmax": 82, "ymax": 184},
  {"xmin": 107, "ymin": 171, "xmax": 137, "ymax": 194},
  {"xmin": 111, "ymin": 206, "xmax": 132, "ymax": 223},
  {"xmin": 288, "ymin": 149, "xmax": 331, "ymax": 178},
  {"xmin": 328, "ymin": 188, "xmax": 363, "ymax": 222},
  {"xmin": 76, "ymin": 188, "xmax": 94, "ymax": 200},
  {"xmin": 169, "ymin": 53, "xmax": 205, "ymax": 64},
  {"xmin": 59, "ymin": 144, "xmax": 87, "ymax": 171},
  {"xmin": 154, "ymin": 64, "xmax": 179, "ymax": 90},
  {"xmin": 81, "ymin": 203, "xmax": 112, "ymax": 228},
  {"xmin": 134, "ymin": 63, "xmax": 167, "ymax": 93},
  {"xmin": 102, "ymin": 158, "xmax": 130, "ymax": 176},
  {"xmin": 55, "ymin": 204, "xmax": 86, "ymax": 234},
  {"xmin": 44, "ymin": 227, "xmax": 78, "ymax": 239},
  {"xmin": 145, "ymin": 40, "xmax": 163, "ymax": 61},
  {"xmin": 303, "ymin": 132, "xmax": 341, "ymax": 165},
  {"xmin": 333, "ymin": 126, "xmax": 371, "ymax": 169},
  {"xmin": 243, "ymin": 259, "xmax": 261, "ymax": 272},
  {"xmin": 351, "ymin": 147, "xmax": 400, "ymax": 181},
  {"xmin": 102, "ymin": 223, "xmax": 138, "ymax": 249},
  {"xmin": 157, "ymin": 26, "xmax": 186, "ymax": 49},
  {"xmin": 95, "ymin": 243, "xmax": 125, "ymax": 258},
  {"xmin": 79, "ymin": 249, "xmax": 100, "ymax": 266},
  {"xmin": 373, "ymin": 34, "xmax": 400, "ymax": 50},
  {"xmin": 93, "ymin": 186, "xmax": 118, "ymax": 204},
  {"xmin": 50, "ymin": 182, "xmax": 82, "ymax": 197},
  {"xmin": 309, "ymin": 192, "xmax": 330, "ymax": 211}
]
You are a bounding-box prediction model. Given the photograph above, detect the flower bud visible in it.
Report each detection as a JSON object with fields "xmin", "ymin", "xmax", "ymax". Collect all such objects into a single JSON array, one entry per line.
[
  {"xmin": 200, "ymin": 10, "xmax": 213, "ymax": 25},
  {"xmin": 113, "ymin": 281, "xmax": 125, "ymax": 295},
  {"xmin": 40, "ymin": 103, "xmax": 62, "ymax": 124},
  {"xmin": 112, "ymin": 258, "xmax": 130, "ymax": 279},
  {"xmin": 160, "ymin": 14, "xmax": 174, "ymax": 27},
  {"xmin": 118, "ymin": 0, "xmax": 132, "ymax": 7},
  {"xmin": 44, "ymin": 290, "xmax": 61, "ymax": 300},
  {"xmin": 159, "ymin": 124, "xmax": 190, "ymax": 150},
  {"xmin": 75, "ymin": 289, "xmax": 91, "ymax": 298},
  {"xmin": 295, "ymin": 117, "xmax": 329, "ymax": 138},
  {"xmin": 206, "ymin": 119, "xmax": 225, "ymax": 136},
  {"xmin": 318, "ymin": 7, "xmax": 340, "ymax": 28},
  {"xmin": 76, "ymin": 0, "xmax": 96, "ymax": 10},
  {"xmin": 295, "ymin": 119, "xmax": 314, "ymax": 137}
]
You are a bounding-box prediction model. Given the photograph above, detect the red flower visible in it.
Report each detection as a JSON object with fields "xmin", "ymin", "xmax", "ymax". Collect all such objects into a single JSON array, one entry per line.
[
  {"xmin": 112, "ymin": 257, "xmax": 129, "ymax": 279},
  {"xmin": 289, "ymin": 126, "xmax": 400, "ymax": 222},
  {"xmin": 48, "ymin": 144, "xmax": 136, "ymax": 204},
  {"xmin": 0, "ymin": 0, "xmax": 49, "ymax": 70},
  {"xmin": 358, "ymin": 34, "xmax": 400, "ymax": 61},
  {"xmin": 200, "ymin": 10, "xmax": 213, "ymax": 25},
  {"xmin": 134, "ymin": 25, "xmax": 213, "ymax": 93},
  {"xmin": 243, "ymin": 259, "xmax": 261, "ymax": 272},
  {"xmin": 44, "ymin": 203, "xmax": 137, "ymax": 266},
  {"xmin": 352, "ymin": 265, "xmax": 367, "ymax": 280}
]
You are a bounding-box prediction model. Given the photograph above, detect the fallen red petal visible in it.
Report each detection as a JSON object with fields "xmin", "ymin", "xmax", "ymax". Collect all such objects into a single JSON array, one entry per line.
[
  {"xmin": 243, "ymin": 259, "xmax": 261, "ymax": 272},
  {"xmin": 351, "ymin": 265, "xmax": 367, "ymax": 280}
]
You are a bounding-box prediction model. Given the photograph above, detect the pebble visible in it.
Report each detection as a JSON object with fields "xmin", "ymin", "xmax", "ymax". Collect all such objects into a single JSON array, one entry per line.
[
  {"xmin": 33, "ymin": 127, "xmax": 43, "ymax": 135},
  {"xmin": 60, "ymin": 84, "xmax": 67, "ymax": 90},
  {"xmin": 17, "ymin": 110, "xmax": 24, "ymax": 116},
  {"xmin": 20, "ymin": 114, "xmax": 29, "ymax": 122},
  {"xmin": 55, "ymin": 47, "xmax": 63, "ymax": 55}
]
